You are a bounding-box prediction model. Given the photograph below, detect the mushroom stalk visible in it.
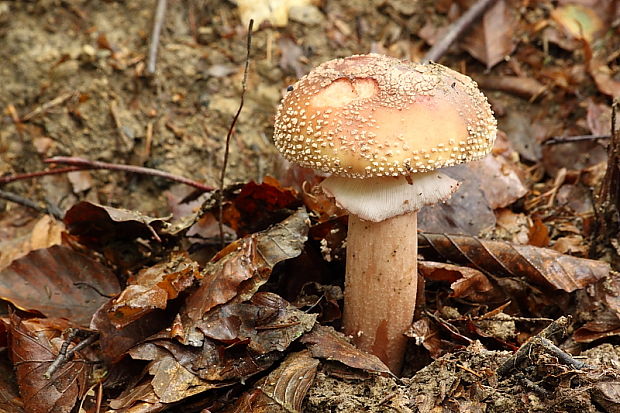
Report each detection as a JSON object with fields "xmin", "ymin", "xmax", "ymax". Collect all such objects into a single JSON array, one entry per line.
[{"xmin": 343, "ymin": 212, "xmax": 418, "ymax": 374}]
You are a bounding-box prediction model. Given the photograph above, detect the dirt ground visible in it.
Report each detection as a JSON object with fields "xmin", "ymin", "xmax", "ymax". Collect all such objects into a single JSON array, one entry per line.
[{"xmin": 2, "ymin": 0, "xmax": 620, "ymax": 412}]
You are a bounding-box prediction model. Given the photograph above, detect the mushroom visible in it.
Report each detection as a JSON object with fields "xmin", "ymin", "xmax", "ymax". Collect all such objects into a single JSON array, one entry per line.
[{"xmin": 273, "ymin": 54, "xmax": 497, "ymax": 373}]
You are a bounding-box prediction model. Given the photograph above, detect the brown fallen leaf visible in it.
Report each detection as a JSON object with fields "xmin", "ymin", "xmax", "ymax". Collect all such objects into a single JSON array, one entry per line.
[
  {"xmin": 9, "ymin": 315, "xmax": 89, "ymax": 413},
  {"xmin": 0, "ymin": 245, "xmax": 120, "ymax": 327},
  {"xmin": 0, "ymin": 215, "xmax": 63, "ymax": 271},
  {"xmin": 182, "ymin": 208, "xmax": 309, "ymax": 326},
  {"xmin": 197, "ymin": 292, "xmax": 317, "ymax": 354},
  {"xmin": 108, "ymin": 252, "xmax": 201, "ymax": 328},
  {"xmin": 418, "ymin": 165, "xmax": 496, "ymax": 235},
  {"xmin": 225, "ymin": 350, "xmax": 319, "ymax": 413},
  {"xmin": 0, "ymin": 353, "xmax": 24, "ymax": 413},
  {"xmin": 418, "ymin": 232, "xmax": 609, "ymax": 293},
  {"xmin": 469, "ymin": 155, "xmax": 528, "ymax": 209},
  {"xmin": 300, "ymin": 325, "xmax": 391, "ymax": 375},
  {"xmin": 460, "ymin": 0, "xmax": 517, "ymax": 68},
  {"xmin": 419, "ymin": 261, "xmax": 503, "ymax": 303},
  {"xmin": 475, "ymin": 75, "xmax": 547, "ymax": 100},
  {"xmin": 64, "ymin": 201, "xmax": 168, "ymax": 247}
]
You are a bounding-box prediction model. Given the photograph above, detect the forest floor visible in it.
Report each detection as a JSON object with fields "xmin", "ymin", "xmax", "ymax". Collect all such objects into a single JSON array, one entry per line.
[{"xmin": 1, "ymin": 0, "xmax": 620, "ymax": 412}]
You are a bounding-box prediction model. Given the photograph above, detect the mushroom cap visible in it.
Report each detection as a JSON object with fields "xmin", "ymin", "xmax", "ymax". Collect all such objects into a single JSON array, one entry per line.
[{"xmin": 273, "ymin": 54, "xmax": 497, "ymax": 178}]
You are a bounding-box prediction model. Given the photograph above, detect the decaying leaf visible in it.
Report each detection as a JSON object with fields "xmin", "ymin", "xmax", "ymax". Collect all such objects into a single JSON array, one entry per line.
[
  {"xmin": 9, "ymin": 315, "xmax": 89, "ymax": 413},
  {"xmin": 108, "ymin": 252, "xmax": 200, "ymax": 328},
  {"xmin": 0, "ymin": 354, "xmax": 24, "ymax": 413},
  {"xmin": 226, "ymin": 350, "xmax": 319, "ymax": 413},
  {"xmin": 460, "ymin": 0, "xmax": 516, "ymax": 68},
  {"xmin": 300, "ymin": 325, "xmax": 391, "ymax": 374},
  {"xmin": 0, "ymin": 245, "xmax": 120, "ymax": 327},
  {"xmin": 418, "ymin": 166, "xmax": 496, "ymax": 235},
  {"xmin": 182, "ymin": 208, "xmax": 309, "ymax": 326},
  {"xmin": 419, "ymin": 233, "xmax": 609, "ymax": 292},
  {"xmin": 0, "ymin": 215, "xmax": 63, "ymax": 271},
  {"xmin": 64, "ymin": 201, "xmax": 168, "ymax": 247},
  {"xmin": 419, "ymin": 261, "xmax": 503, "ymax": 302}
]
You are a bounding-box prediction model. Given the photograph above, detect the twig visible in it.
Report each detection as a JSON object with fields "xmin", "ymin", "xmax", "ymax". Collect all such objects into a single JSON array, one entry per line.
[
  {"xmin": 147, "ymin": 0, "xmax": 168, "ymax": 75},
  {"xmin": 44, "ymin": 156, "xmax": 214, "ymax": 191},
  {"xmin": 423, "ymin": 0, "xmax": 499, "ymax": 63},
  {"xmin": 0, "ymin": 189, "xmax": 64, "ymax": 219},
  {"xmin": 218, "ymin": 19, "xmax": 254, "ymax": 248},
  {"xmin": 496, "ymin": 316, "xmax": 577, "ymax": 376},
  {"xmin": 44, "ymin": 330, "xmax": 99, "ymax": 379},
  {"xmin": 0, "ymin": 167, "xmax": 84, "ymax": 185},
  {"xmin": 21, "ymin": 91, "xmax": 76, "ymax": 122},
  {"xmin": 544, "ymin": 134, "xmax": 610, "ymax": 145}
]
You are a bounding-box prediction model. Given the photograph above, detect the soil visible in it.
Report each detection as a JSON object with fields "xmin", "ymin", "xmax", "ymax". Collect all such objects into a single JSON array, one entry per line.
[{"xmin": 1, "ymin": 1, "xmax": 620, "ymax": 412}]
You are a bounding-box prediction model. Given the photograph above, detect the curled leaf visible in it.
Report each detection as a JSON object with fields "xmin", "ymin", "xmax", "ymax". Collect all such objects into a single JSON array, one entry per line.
[{"xmin": 418, "ymin": 233, "xmax": 609, "ymax": 292}]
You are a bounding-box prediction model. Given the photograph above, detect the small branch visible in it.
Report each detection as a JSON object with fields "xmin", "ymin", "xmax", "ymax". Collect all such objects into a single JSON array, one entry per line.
[
  {"xmin": 44, "ymin": 156, "xmax": 214, "ymax": 192},
  {"xmin": 0, "ymin": 189, "xmax": 63, "ymax": 219},
  {"xmin": 218, "ymin": 19, "xmax": 254, "ymax": 248},
  {"xmin": 0, "ymin": 167, "xmax": 84, "ymax": 185},
  {"xmin": 544, "ymin": 134, "xmax": 610, "ymax": 145},
  {"xmin": 146, "ymin": 0, "xmax": 168, "ymax": 75},
  {"xmin": 496, "ymin": 316, "xmax": 575, "ymax": 376},
  {"xmin": 44, "ymin": 330, "xmax": 99, "ymax": 379},
  {"xmin": 423, "ymin": 0, "xmax": 499, "ymax": 63}
]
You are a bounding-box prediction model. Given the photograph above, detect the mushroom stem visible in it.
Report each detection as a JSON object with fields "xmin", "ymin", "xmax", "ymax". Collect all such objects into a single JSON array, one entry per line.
[{"xmin": 343, "ymin": 212, "xmax": 418, "ymax": 374}]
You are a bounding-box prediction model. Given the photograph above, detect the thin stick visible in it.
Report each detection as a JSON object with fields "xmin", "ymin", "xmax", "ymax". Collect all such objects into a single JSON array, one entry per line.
[
  {"xmin": 147, "ymin": 0, "xmax": 168, "ymax": 75},
  {"xmin": 544, "ymin": 134, "xmax": 610, "ymax": 145},
  {"xmin": 44, "ymin": 156, "xmax": 214, "ymax": 191},
  {"xmin": 0, "ymin": 167, "xmax": 84, "ymax": 185},
  {"xmin": 0, "ymin": 189, "xmax": 63, "ymax": 219},
  {"xmin": 44, "ymin": 331, "xmax": 99, "ymax": 379},
  {"xmin": 218, "ymin": 19, "xmax": 254, "ymax": 247},
  {"xmin": 423, "ymin": 0, "xmax": 499, "ymax": 63}
]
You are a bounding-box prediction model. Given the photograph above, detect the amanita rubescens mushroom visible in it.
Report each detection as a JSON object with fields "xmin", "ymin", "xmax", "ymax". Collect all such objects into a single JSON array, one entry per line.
[{"xmin": 273, "ymin": 54, "xmax": 497, "ymax": 373}]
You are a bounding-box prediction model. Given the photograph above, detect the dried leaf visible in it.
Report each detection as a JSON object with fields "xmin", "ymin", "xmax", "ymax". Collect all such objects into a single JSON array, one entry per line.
[
  {"xmin": 551, "ymin": 4, "xmax": 605, "ymax": 43},
  {"xmin": 460, "ymin": 0, "xmax": 517, "ymax": 68},
  {"xmin": 108, "ymin": 252, "xmax": 200, "ymax": 328},
  {"xmin": 0, "ymin": 245, "xmax": 120, "ymax": 327},
  {"xmin": 469, "ymin": 155, "xmax": 528, "ymax": 209},
  {"xmin": 9, "ymin": 315, "xmax": 88, "ymax": 413},
  {"xmin": 183, "ymin": 208, "xmax": 309, "ymax": 325},
  {"xmin": 300, "ymin": 325, "xmax": 391, "ymax": 374},
  {"xmin": 198, "ymin": 292, "xmax": 317, "ymax": 354},
  {"xmin": 226, "ymin": 351, "xmax": 319, "ymax": 413},
  {"xmin": 0, "ymin": 215, "xmax": 63, "ymax": 271},
  {"xmin": 419, "ymin": 261, "xmax": 503, "ymax": 302},
  {"xmin": 418, "ymin": 233, "xmax": 609, "ymax": 292},
  {"xmin": 0, "ymin": 355, "xmax": 23, "ymax": 413},
  {"xmin": 418, "ymin": 166, "xmax": 496, "ymax": 235},
  {"xmin": 222, "ymin": 178, "xmax": 302, "ymax": 236},
  {"xmin": 64, "ymin": 201, "xmax": 168, "ymax": 247}
]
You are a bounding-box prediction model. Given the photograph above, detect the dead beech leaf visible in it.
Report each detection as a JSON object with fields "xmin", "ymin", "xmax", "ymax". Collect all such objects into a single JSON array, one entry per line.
[
  {"xmin": 198, "ymin": 292, "xmax": 317, "ymax": 354},
  {"xmin": 300, "ymin": 325, "xmax": 391, "ymax": 374},
  {"xmin": 64, "ymin": 201, "xmax": 168, "ymax": 247},
  {"xmin": 469, "ymin": 155, "xmax": 528, "ymax": 209},
  {"xmin": 551, "ymin": 4, "xmax": 605, "ymax": 43},
  {"xmin": 0, "ymin": 245, "xmax": 120, "ymax": 327},
  {"xmin": 418, "ymin": 233, "xmax": 609, "ymax": 292},
  {"xmin": 9, "ymin": 315, "xmax": 88, "ymax": 413},
  {"xmin": 419, "ymin": 261, "xmax": 502, "ymax": 302},
  {"xmin": 418, "ymin": 166, "xmax": 496, "ymax": 235},
  {"xmin": 460, "ymin": 0, "xmax": 516, "ymax": 68},
  {"xmin": 0, "ymin": 215, "xmax": 63, "ymax": 271},
  {"xmin": 183, "ymin": 208, "xmax": 309, "ymax": 324},
  {"xmin": 406, "ymin": 318, "xmax": 444, "ymax": 359},
  {"xmin": 221, "ymin": 177, "xmax": 302, "ymax": 236},
  {"xmin": 0, "ymin": 355, "xmax": 24, "ymax": 413},
  {"xmin": 226, "ymin": 351, "xmax": 319, "ymax": 413},
  {"xmin": 108, "ymin": 252, "xmax": 200, "ymax": 328}
]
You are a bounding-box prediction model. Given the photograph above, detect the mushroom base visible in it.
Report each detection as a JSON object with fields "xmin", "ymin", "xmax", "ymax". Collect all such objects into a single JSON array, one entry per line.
[{"xmin": 343, "ymin": 212, "xmax": 418, "ymax": 374}]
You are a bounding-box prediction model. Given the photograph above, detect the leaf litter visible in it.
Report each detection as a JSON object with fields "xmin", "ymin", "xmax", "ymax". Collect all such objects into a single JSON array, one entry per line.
[{"xmin": 1, "ymin": 0, "xmax": 620, "ymax": 412}]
